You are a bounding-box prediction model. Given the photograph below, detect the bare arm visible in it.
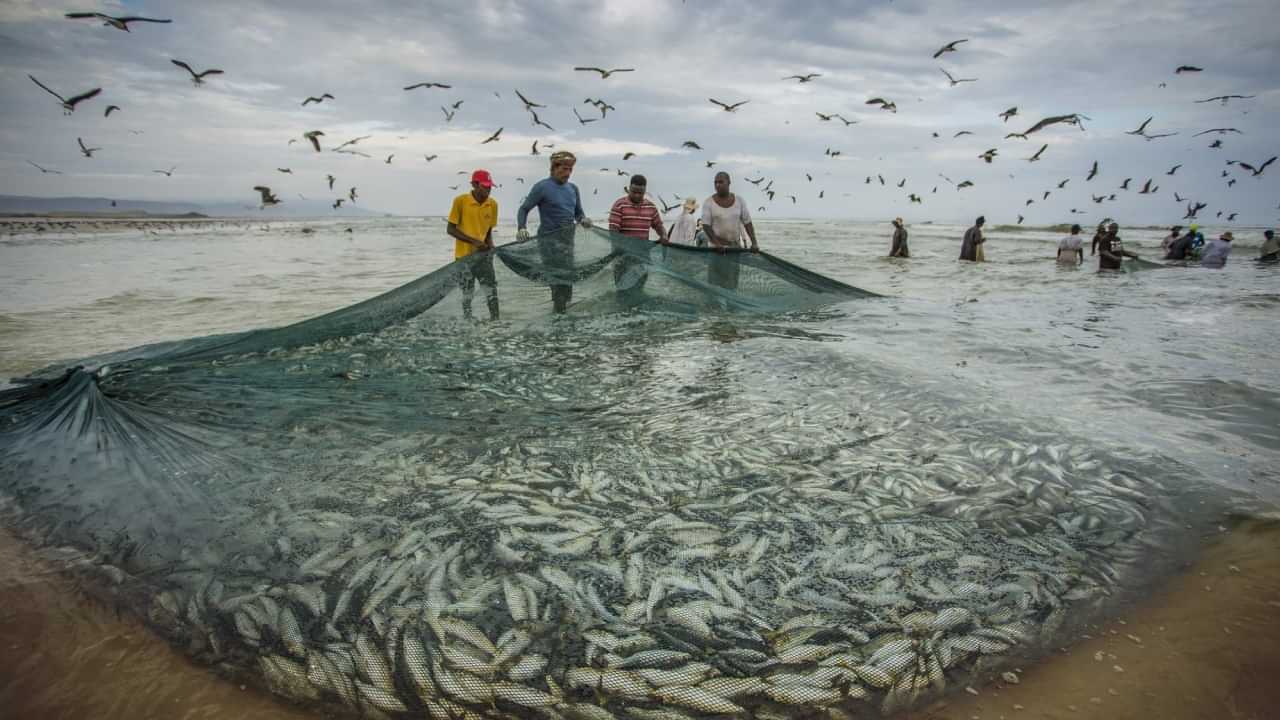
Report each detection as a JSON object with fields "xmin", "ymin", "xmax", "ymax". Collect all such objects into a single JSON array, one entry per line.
[
  {"xmin": 744, "ymin": 221, "xmax": 758, "ymax": 252},
  {"xmin": 447, "ymin": 221, "xmax": 483, "ymax": 248}
]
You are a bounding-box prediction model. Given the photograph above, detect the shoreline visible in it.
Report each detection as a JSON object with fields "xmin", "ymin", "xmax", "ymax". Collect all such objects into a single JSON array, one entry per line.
[{"xmin": 2, "ymin": 520, "xmax": 1277, "ymax": 720}]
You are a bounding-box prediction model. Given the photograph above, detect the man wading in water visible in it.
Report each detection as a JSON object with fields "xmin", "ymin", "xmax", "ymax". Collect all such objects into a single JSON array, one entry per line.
[
  {"xmin": 1096, "ymin": 222, "xmax": 1139, "ymax": 271},
  {"xmin": 959, "ymin": 216, "xmax": 985, "ymax": 262},
  {"xmin": 889, "ymin": 217, "xmax": 909, "ymax": 258},
  {"xmin": 516, "ymin": 151, "xmax": 593, "ymax": 313},
  {"xmin": 700, "ymin": 172, "xmax": 759, "ymax": 290}
]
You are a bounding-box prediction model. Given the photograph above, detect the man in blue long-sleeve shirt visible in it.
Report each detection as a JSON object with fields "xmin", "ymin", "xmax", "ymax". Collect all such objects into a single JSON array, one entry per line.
[{"xmin": 517, "ymin": 150, "xmax": 593, "ymax": 313}]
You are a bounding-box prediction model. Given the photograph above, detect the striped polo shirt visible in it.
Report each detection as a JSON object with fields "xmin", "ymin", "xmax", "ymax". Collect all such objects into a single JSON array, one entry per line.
[{"xmin": 608, "ymin": 196, "xmax": 665, "ymax": 239}]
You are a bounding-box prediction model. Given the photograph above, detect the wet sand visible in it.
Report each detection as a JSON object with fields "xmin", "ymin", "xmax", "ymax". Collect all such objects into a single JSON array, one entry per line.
[{"xmin": 2, "ymin": 521, "xmax": 1278, "ymax": 720}]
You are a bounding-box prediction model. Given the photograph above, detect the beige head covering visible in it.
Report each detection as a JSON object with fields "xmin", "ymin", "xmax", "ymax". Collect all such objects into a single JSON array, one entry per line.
[
  {"xmin": 549, "ymin": 150, "xmax": 576, "ymax": 166},
  {"xmin": 683, "ymin": 196, "xmax": 697, "ymax": 211}
]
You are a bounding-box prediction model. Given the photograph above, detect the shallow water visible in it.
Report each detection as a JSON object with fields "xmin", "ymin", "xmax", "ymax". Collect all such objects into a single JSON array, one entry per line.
[{"xmin": 1, "ymin": 216, "xmax": 1278, "ymax": 718}]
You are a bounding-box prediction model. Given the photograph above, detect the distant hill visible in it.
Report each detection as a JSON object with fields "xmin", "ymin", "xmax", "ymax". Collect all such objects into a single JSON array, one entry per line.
[{"xmin": 0, "ymin": 194, "xmax": 391, "ymax": 218}]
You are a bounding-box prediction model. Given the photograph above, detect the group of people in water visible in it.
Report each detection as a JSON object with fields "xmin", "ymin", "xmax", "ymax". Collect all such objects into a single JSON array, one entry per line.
[
  {"xmin": 889, "ymin": 216, "xmax": 1277, "ymax": 271},
  {"xmin": 445, "ymin": 152, "xmax": 761, "ymax": 318}
]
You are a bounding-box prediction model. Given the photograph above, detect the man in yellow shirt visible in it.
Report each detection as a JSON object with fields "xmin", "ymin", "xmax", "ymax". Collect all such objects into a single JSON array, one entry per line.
[{"xmin": 447, "ymin": 170, "xmax": 500, "ymax": 320}]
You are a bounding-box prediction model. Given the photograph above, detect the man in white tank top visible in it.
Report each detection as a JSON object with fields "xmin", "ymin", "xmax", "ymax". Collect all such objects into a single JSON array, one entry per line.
[{"xmin": 700, "ymin": 172, "xmax": 759, "ymax": 290}]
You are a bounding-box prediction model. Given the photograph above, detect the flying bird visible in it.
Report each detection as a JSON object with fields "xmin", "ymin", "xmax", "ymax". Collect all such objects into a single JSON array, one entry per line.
[
  {"xmin": 104, "ymin": 104, "xmax": 120, "ymax": 117},
  {"xmin": 783, "ymin": 73, "xmax": 821, "ymax": 82},
  {"xmin": 1125, "ymin": 116, "xmax": 1176, "ymax": 140},
  {"xmin": 404, "ymin": 82, "xmax": 451, "ymax": 90},
  {"xmin": 349, "ymin": 187, "xmax": 357, "ymax": 202},
  {"xmin": 1005, "ymin": 114, "xmax": 1086, "ymax": 140},
  {"xmin": 1086, "ymin": 161, "xmax": 1099, "ymax": 181},
  {"xmin": 709, "ymin": 98, "xmax": 749, "ymax": 112},
  {"xmin": 999, "ymin": 107, "xmax": 1018, "ymax": 123},
  {"xmin": 897, "ymin": 178, "xmax": 906, "ymax": 188},
  {"xmin": 1057, "ymin": 179, "xmax": 1070, "ymax": 189},
  {"xmin": 1138, "ymin": 179, "xmax": 1156, "ymax": 194},
  {"xmin": 28, "ymin": 75, "xmax": 100, "ymax": 114},
  {"xmin": 64, "ymin": 12, "xmax": 171, "ymax": 31},
  {"xmin": 1174, "ymin": 192, "xmax": 1184, "ymax": 202},
  {"xmin": 170, "ymin": 59, "xmax": 223, "ymax": 85},
  {"xmin": 1174, "ymin": 65, "xmax": 1203, "ymax": 74},
  {"xmin": 385, "ymin": 154, "xmax": 394, "ymax": 164},
  {"xmin": 302, "ymin": 94, "xmax": 334, "ymax": 106},
  {"xmin": 1017, "ymin": 215, "xmax": 1025, "ymax": 225},
  {"xmin": 1227, "ymin": 178, "xmax": 1237, "ymax": 187},
  {"xmin": 1092, "ymin": 194, "xmax": 1105, "ymax": 204},
  {"xmin": 1167, "ymin": 164, "xmax": 1182, "ymax": 176},
  {"xmin": 481, "ymin": 127, "xmax": 503, "ymax": 144},
  {"xmin": 953, "ymin": 131, "xmax": 974, "ymax": 138},
  {"xmin": 26, "ymin": 160, "xmax": 62, "ymax": 174},
  {"xmin": 956, "ymin": 180, "xmax": 974, "ymax": 189},
  {"xmin": 253, "ymin": 186, "xmax": 280, "ymax": 207},
  {"xmin": 815, "ymin": 112, "xmax": 836, "ymax": 121},
  {"xmin": 622, "ymin": 152, "xmax": 636, "ymax": 160},
  {"xmin": 1026, "ymin": 144, "xmax": 1048, "ymax": 162},
  {"xmin": 1120, "ymin": 178, "xmax": 1132, "ymax": 190},
  {"xmin": 834, "ymin": 114, "xmax": 859, "ymax": 126},
  {"xmin": 276, "ymin": 167, "xmax": 292, "ymax": 174},
  {"xmin": 1193, "ymin": 128, "xmax": 1242, "ymax": 136},
  {"xmin": 1025, "ymin": 199, "xmax": 1034, "ymax": 206},
  {"xmin": 573, "ymin": 108, "xmax": 597, "ymax": 125},
  {"xmin": 76, "ymin": 137, "xmax": 99, "ymax": 157},
  {"xmin": 530, "ymin": 141, "xmax": 539, "ymax": 156},
  {"xmin": 333, "ymin": 135, "xmax": 368, "ymax": 151},
  {"xmin": 423, "ymin": 154, "xmax": 437, "ymax": 163},
  {"xmin": 1194, "ymin": 95, "xmax": 1255, "ymax": 105},
  {"xmin": 326, "ymin": 174, "xmax": 335, "ymax": 190},
  {"xmin": 1209, "ymin": 140, "xmax": 1223, "ymax": 149},
  {"xmin": 1238, "ymin": 156, "xmax": 1276, "ymax": 177},
  {"xmin": 908, "ymin": 193, "xmax": 922, "ymax": 203},
  {"xmin": 332, "ymin": 198, "xmax": 344, "ymax": 210},
  {"xmin": 303, "ymin": 130, "xmax": 324, "ymax": 152},
  {"xmin": 514, "ymin": 89, "xmax": 544, "ymax": 110},
  {"xmin": 151, "ymin": 166, "xmax": 177, "ymax": 176},
  {"xmin": 682, "ymin": 141, "xmax": 702, "ymax": 150},
  {"xmin": 574, "ymin": 67, "xmax": 634, "ymax": 79},
  {"xmin": 583, "ymin": 98, "xmax": 615, "ymax": 117},
  {"xmin": 979, "ymin": 149, "xmax": 997, "ymax": 163},
  {"xmin": 940, "ymin": 68, "xmax": 977, "ymax": 86},
  {"xmin": 441, "ymin": 106, "xmax": 457, "ymax": 122},
  {"xmin": 932, "ymin": 39, "xmax": 969, "ymax": 59},
  {"xmin": 865, "ymin": 98, "xmax": 897, "ymax": 112},
  {"xmin": 527, "ymin": 109, "xmax": 555, "ymax": 131}
]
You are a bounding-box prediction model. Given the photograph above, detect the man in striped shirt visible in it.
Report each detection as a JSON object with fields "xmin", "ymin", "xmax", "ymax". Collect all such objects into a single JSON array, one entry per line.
[{"xmin": 607, "ymin": 175, "xmax": 667, "ymax": 298}]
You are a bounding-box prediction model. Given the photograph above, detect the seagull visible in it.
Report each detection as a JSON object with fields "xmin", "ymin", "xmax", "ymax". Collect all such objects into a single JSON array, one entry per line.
[
  {"xmin": 326, "ymin": 174, "xmax": 335, "ymax": 190},
  {"xmin": 333, "ymin": 198, "xmax": 345, "ymax": 210},
  {"xmin": 932, "ymin": 39, "xmax": 969, "ymax": 59},
  {"xmin": 1092, "ymin": 194, "xmax": 1105, "ymax": 204},
  {"xmin": 514, "ymin": 89, "xmax": 544, "ymax": 110},
  {"xmin": 783, "ymin": 73, "xmax": 821, "ymax": 82},
  {"xmin": 815, "ymin": 112, "xmax": 836, "ymax": 121},
  {"xmin": 1209, "ymin": 140, "xmax": 1223, "ymax": 149},
  {"xmin": 1174, "ymin": 192, "xmax": 1184, "ymax": 202},
  {"xmin": 682, "ymin": 141, "xmax": 702, "ymax": 150},
  {"xmin": 908, "ymin": 193, "xmax": 922, "ymax": 203},
  {"xmin": 1125, "ymin": 116, "xmax": 1172, "ymax": 139},
  {"xmin": 26, "ymin": 160, "xmax": 62, "ymax": 174},
  {"xmin": 1227, "ymin": 178, "xmax": 1237, "ymax": 187},
  {"xmin": 574, "ymin": 67, "xmax": 634, "ymax": 79},
  {"xmin": 1226, "ymin": 212, "xmax": 1238, "ymax": 221},
  {"xmin": 1005, "ymin": 114, "xmax": 1086, "ymax": 140},
  {"xmin": 28, "ymin": 75, "xmax": 100, "ymax": 114},
  {"xmin": 584, "ymin": 98, "xmax": 615, "ymax": 117},
  {"xmin": 333, "ymin": 135, "xmax": 369, "ymax": 151},
  {"xmin": 878, "ymin": 175, "xmax": 885, "ymax": 185},
  {"xmin": 481, "ymin": 127, "xmax": 503, "ymax": 144},
  {"xmin": 1043, "ymin": 191, "xmax": 1051, "ymax": 200},
  {"xmin": 1174, "ymin": 65, "xmax": 1203, "ymax": 74},
  {"xmin": 999, "ymin": 107, "xmax": 1018, "ymax": 122},
  {"xmin": 1057, "ymin": 179, "xmax": 1070, "ymax": 189},
  {"xmin": 302, "ymin": 94, "xmax": 334, "ymax": 106},
  {"xmin": 979, "ymin": 149, "xmax": 997, "ymax": 163},
  {"xmin": 834, "ymin": 114, "xmax": 859, "ymax": 126},
  {"xmin": 1017, "ymin": 215, "xmax": 1025, "ymax": 225},
  {"xmin": 1120, "ymin": 178, "xmax": 1132, "ymax": 190},
  {"xmin": 152, "ymin": 166, "xmax": 177, "ymax": 176},
  {"xmin": 528, "ymin": 109, "xmax": 555, "ymax": 131},
  {"xmin": 441, "ymin": 106, "xmax": 456, "ymax": 122},
  {"xmin": 897, "ymin": 178, "xmax": 906, "ymax": 188},
  {"xmin": 956, "ymin": 180, "xmax": 974, "ymax": 189},
  {"xmin": 277, "ymin": 168, "xmax": 292, "ymax": 174},
  {"xmin": 1138, "ymin": 179, "xmax": 1156, "ymax": 194},
  {"xmin": 404, "ymin": 82, "xmax": 451, "ymax": 90},
  {"xmin": 573, "ymin": 108, "xmax": 597, "ymax": 125},
  {"xmin": 1193, "ymin": 128, "xmax": 1242, "ymax": 136},
  {"xmin": 303, "ymin": 131, "xmax": 324, "ymax": 152},
  {"xmin": 865, "ymin": 98, "xmax": 897, "ymax": 112},
  {"xmin": 940, "ymin": 68, "xmax": 977, "ymax": 86},
  {"xmin": 1086, "ymin": 161, "xmax": 1099, "ymax": 181},
  {"xmin": 622, "ymin": 152, "xmax": 636, "ymax": 161},
  {"xmin": 64, "ymin": 12, "xmax": 171, "ymax": 31},
  {"xmin": 1238, "ymin": 156, "xmax": 1276, "ymax": 177},
  {"xmin": 170, "ymin": 59, "xmax": 223, "ymax": 85},
  {"xmin": 1026, "ymin": 144, "xmax": 1048, "ymax": 162},
  {"xmin": 953, "ymin": 131, "xmax": 974, "ymax": 138},
  {"xmin": 1025, "ymin": 199, "xmax": 1034, "ymax": 206},
  {"xmin": 709, "ymin": 98, "xmax": 749, "ymax": 112},
  {"xmin": 104, "ymin": 104, "xmax": 120, "ymax": 116},
  {"xmin": 349, "ymin": 187, "xmax": 358, "ymax": 202},
  {"xmin": 1194, "ymin": 95, "xmax": 1255, "ymax": 105},
  {"xmin": 385, "ymin": 154, "xmax": 394, "ymax": 164},
  {"xmin": 423, "ymin": 154, "xmax": 437, "ymax": 162},
  {"xmin": 530, "ymin": 141, "xmax": 540, "ymax": 156},
  {"xmin": 76, "ymin": 137, "xmax": 99, "ymax": 157},
  {"xmin": 253, "ymin": 186, "xmax": 280, "ymax": 207}
]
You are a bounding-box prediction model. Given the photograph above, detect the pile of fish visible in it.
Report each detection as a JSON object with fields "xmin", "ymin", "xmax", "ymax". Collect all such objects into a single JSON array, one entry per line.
[{"xmin": 1, "ymin": 316, "xmax": 1193, "ymax": 720}]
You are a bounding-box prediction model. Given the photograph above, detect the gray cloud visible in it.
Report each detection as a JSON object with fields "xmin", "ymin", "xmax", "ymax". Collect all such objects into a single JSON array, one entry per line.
[{"xmin": 1, "ymin": 0, "xmax": 1277, "ymax": 227}]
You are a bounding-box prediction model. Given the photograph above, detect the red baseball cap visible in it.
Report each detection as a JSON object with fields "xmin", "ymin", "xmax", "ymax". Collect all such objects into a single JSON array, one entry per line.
[{"xmin": 471, "ymin": 169, "xmax": 494, "ymax": 188}]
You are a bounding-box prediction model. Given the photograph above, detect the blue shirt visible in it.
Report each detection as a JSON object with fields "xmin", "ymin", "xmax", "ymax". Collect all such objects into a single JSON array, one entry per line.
[{"xmin": 517, "ymin": 177, "xmax": 584, "ymax": 233}]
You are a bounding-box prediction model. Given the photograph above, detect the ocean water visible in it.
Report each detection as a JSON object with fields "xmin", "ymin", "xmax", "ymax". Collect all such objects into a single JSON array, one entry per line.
[{"xmin": 1, "ymin": 216, "xmax": 1278, "ymax": 719}]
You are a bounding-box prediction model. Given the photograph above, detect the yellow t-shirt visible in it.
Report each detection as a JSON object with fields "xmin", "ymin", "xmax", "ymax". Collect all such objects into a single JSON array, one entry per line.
[{"xmin": 448, "ymin": 192, "xmax": 498, "ymax": 259}]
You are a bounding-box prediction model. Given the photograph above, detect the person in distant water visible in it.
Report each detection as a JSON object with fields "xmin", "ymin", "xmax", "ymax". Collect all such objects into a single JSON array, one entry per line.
[
  {"xmin": 608, "ymin": 175, "xmax": 668, "ymax": 296},
  {"xmin": 1259, "ymin": 229, "xmax": 1279, "ymax": 263},
  {"xmin": 1166, "ymin": 224, "xmax": 1202, "ymax": 261},
  {"xmin": 959, "ymin": 216, "xmax": 985, "ymax": 262},
  {"xmin": 516, "ymin": 151, "xmax": 592, "ymax": 313},
  {"xmin": 1201, "ymin": 231, "xmax": 1233, "ymax": 268},
  {"xmin": 1187, "ymin": 224, "xmax": 1206, "ymax": 258},
  {"xmin": 1097, "ymin": 222, "xmax": 1139, "ymax": 271},
  {"xmin": 1161, "ymin": 226, "xmax": 1182, "ymax": 254},
  {"xmin": 701, "ymin": 172, "xmax": 760, "ymax": 290},
  {"xmin": 1056, "ymin": 223, "xmax": 1084, "ymax": 266},
  {"xmin": 446, "ymin": 169, "xmax": 499, "ymax": 320},
  {"xmin": 1089, "ymin": 221, "xmax": 1107, "ymax": 256},
  {"xmin": 889, "ymin": 217, "xmax": 910, "ymax": 258},
  {"xmin": 666, "ymin": 197, "xmax": 699, "ymax": 246},
  {"xmin": 693, "ymin": 219, "xmax": 708, "ymax": 247}
]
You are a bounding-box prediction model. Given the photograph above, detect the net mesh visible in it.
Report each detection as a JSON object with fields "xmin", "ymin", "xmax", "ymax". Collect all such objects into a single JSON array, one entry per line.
[{"xmin": 0, "ymin": 228, "xmax": 1197, "ymax": 719}]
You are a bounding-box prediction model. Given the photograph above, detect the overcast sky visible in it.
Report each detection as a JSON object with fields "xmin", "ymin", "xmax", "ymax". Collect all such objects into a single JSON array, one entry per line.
[{"xmin": 1, "ymin": 0, "xmax": 1277, "ymax": 225}]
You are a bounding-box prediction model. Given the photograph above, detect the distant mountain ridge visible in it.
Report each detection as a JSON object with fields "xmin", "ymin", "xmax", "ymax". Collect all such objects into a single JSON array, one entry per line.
[{"xmin": 0, "ymin": 194, "xmax": 392, "ymax": 218}]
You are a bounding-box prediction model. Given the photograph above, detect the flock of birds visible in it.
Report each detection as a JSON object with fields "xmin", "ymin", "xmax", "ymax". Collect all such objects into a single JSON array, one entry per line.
[{"xmin": 21, "ymin": 11, "xmax": 1279, "ymax": 228}]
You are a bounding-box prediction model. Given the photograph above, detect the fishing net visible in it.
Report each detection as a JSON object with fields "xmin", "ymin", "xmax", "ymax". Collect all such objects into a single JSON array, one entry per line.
[{"xmin": 0, "ymin": 227, "xmax": 1204, "ymax": 719}]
